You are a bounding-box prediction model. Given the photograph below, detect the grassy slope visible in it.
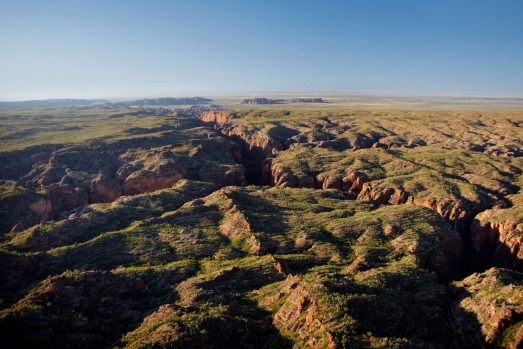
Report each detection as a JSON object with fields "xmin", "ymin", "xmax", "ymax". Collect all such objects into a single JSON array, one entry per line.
[{"xmin": 0, "ymin": 106, "xmax": 522, "ymax": 348}]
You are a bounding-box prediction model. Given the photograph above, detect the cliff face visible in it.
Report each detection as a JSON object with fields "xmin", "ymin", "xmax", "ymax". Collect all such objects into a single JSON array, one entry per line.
[
  {"xmin": 0, "ymin": 136, "xmax": 246, "ymax": 232},
  {"xmin": 269, "ymin": 166, "xmax": 368, "ymax": 195},
  {"xmin": 122, "ymin": 171, "xmax": 183, "ymax": 195},
  {"xmin": 1, "ymin": 183, "xmax": 91, "ymax": 233},
  {"xmin": 357, "ymin": 183, "xmax": 478, "ymax": 232},
  {"xmin": 269, "ymin": 162, "xmax": 483, "ymax": 234},
  {"xmin": 2, "ymin": 107, "xmax": 523, "ymax": 348},
  {"xmin": 470, "ymin": 207, "xmax": 523, "ymax": 271},
  {"xmin": 216, "ymin": 127, "xmax": 283, "ymax": 185},
  {"xmin": 450, "ymin": 268, "xmax": 523, "ymax": 348},
  {"xmin": 198, "ymin": 111, "xmax": 233, "ymax": 123},
  {"xmin": 197, "ymin": 112, "xmax": 523, "ymax": 278},
  {"xmin": 89, "ymin": 172, "xmax": 122, "ymax": 203}
]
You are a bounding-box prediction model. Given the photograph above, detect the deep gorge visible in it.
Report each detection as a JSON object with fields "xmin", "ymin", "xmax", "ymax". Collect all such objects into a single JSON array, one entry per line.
[{"xmin": 1, "ymin": 107, "xmax": 522, "ymax": 348}]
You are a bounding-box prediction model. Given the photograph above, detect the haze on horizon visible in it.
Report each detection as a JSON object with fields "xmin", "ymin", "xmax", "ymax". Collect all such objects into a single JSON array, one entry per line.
[{"xmin": 1, "ymin": 0, "xmax": 522, "ymax": 101}]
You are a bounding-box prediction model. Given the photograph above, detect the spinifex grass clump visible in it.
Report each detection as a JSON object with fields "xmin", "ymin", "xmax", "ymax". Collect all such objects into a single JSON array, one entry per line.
[{"xmin": 0, "ymin": 106, "xmax": 522, "ymax": 348}]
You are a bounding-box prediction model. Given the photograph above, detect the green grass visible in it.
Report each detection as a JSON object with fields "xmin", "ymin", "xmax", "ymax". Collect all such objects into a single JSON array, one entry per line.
[
  {"xmin": 0, "ymin": 107, "xmax": 201, "ymax": 151},
  {"xmin": 1, "ymin": 105, "xmax": 522, "ymax": 348}
]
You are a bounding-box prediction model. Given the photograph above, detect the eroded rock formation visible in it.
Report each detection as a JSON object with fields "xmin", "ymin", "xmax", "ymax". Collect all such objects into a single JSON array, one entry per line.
[
  {"xmin": 450, "ymin": 268, "xmax": 523, "ymax": 348},
  {"xmin": 470, "ymin": 207, "xmax": 523, "ymax": 271},
  {"xmin": 1, "ymin": 106, "xmax": 523, "ymax": 348}
]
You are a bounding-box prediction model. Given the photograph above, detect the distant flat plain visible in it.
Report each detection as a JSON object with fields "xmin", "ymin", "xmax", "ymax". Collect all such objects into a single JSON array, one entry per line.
[
  {"xmin": 1, "ymin": 94, "xmax": 522, "ymax": 153},
  {"xmin": 209, "ymin": 94, "xmax": 523, "ymax": 110}
]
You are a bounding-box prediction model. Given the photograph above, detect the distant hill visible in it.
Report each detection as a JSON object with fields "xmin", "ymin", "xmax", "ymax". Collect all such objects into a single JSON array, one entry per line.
[
  {"xmin": 0, "ymin": 99, "xmax": 108, "ymax": 109},
  {"xmin": 106, "ymin": 97, "xmax": 214, "ymax": 108}
]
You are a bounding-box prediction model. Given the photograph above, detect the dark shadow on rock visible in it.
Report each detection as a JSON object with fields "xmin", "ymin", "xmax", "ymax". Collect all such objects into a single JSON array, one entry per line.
[
  {"xmin": 225, "ymin": 134, "xmax": 272, "ymax": 185},
  {"xmin": 0, "ymin": 266, "xmax": 197, "ymax": 349},
  {"xmin": 121, "ymin": 298, "xmax": 294, "ymax": 349},
  {"xmin": 228, "ymin": 190, "xmax": 288, "ymax": 229},
  {"xmin": 0, "ymin": 251, "xmax": 64, "ymax": 309},
  {"xmin": 322, "ymin": 270, "xmax": 459, "ymax": 347},
  {"xmin": 467, "ymin": 228, "xmax": 523, "ymax": 274},
  {"xmin": 448, "ymin": 287, "xmax": 489, "ymax": 348}
]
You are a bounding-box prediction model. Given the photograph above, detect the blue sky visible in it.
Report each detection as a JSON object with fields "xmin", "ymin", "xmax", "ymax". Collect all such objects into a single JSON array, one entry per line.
[{"xmin": 1, "ymin": 0, "xmax": 522, "ymax": 100}]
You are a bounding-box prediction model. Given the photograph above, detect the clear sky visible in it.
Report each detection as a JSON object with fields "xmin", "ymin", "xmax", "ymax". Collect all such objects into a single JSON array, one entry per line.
[{"xmin": 1, "ymin": 0, "xmax": 522, "ymax": 100}]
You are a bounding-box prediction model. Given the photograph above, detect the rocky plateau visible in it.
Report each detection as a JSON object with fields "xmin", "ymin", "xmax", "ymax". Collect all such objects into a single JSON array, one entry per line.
[{"xmin": 0, "ymin": 106, "xmax": 522, "ymax": 348}]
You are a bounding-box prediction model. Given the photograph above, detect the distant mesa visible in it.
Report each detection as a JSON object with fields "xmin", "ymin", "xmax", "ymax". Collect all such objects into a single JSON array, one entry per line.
[
  {"xmin": 0, "ymin": 97, "xmax": 214, "ymax": 109},
  {"xmin": 241, "ymin": 98, "xmax": 282, "ymax": 105},
  {"xmin": 287, "ymin": 97, "xmax": 324, "ymax": 103},
  {"xmin": 241, "ymin": 97, "xmax": 324, "ymax": 105},
  {"xmin": 105, "ymin": 97, "xmax": 214, "ymax": 108},
  {"xmin": 0, "ymin": 99, "xmax": 108, "ymax": 109}
]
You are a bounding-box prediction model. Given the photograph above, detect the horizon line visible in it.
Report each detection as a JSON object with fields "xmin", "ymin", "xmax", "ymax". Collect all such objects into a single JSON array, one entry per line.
[{"xmin": 2, "ymin": 91, "xmax": 523, "ymax": 103}]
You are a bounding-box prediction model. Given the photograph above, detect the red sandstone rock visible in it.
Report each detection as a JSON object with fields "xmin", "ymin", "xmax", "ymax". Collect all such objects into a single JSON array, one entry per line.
[
  {"xmin": 199, "ymin": 111, "xmax": 233, "ymax": 123},
  {"xmin": 272, "ymin": 276, "xmax": 336, "ymax": 349},
  {"xmin": 470, "ymin": 210, "xmax": 523, "ymax": 271},
  {"xmin": 89, "ymin": 172, "xmax": 122, "ymax": 203},
  {"xmin": 450, "ymin": 268, "xmax": 523, "ymax": 347},
  {"xmin": 123, "ymin": 170, "xmax": 183, "ymax": 195}
]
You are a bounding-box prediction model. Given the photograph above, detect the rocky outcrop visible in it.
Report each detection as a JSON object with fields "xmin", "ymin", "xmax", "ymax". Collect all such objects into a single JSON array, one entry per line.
[
  {"xmin": 89, "ymin": 172, "xmax": 122, "ymax": 203},
  {"xmin": 411, "ymin": 197, "xmax": 476, "ymax": 233},
  {"xmin": 198, "ymin": 111, "xmax": 233, "ymax": 123},
  {"xmin": 216, "ymin": 190, "xmax": 275, "ymax": 254},
  {"xmin": 0, "ymin": 186, "xmax": 48, "ymax": 234},
  {"xmin": 123, "ymin": 169, "xmax": 183, "ymax": 195},
  {"xmin": 450, "ymin": 268, "xmax": 523, "ymax": 348},
  {"xmin": 47, "ymin": 183, "xmax": 89, "ymax": 220},
  {"xmin": 357, "ymin": 184, "xmax": 474, "ymax": 231},
  {"xmin": 122, "ymin": 156, "xmax": 192, "ymax": 195},
  {"xmin": 470, "ymin": 208, "xmax": 523, "ymax": 271},
  {"xmin": 197, "ymin": 163, "xmax": 246, "ymax": 188},
  {"xmin": 218, "ymin": 194, "xmax": 252, "ymax": 239},
  {"xmin": 220, "ymin": 127, "xmax": 284, "ymax": 154},
  {"xmin": 270, "ymin": 162, "xmax": 480, "ymax": 233},
  {"xmin": 357, "ymin": 183, "xmax": 408, "ymax": 205},
  {"xmin": 270, "ymin": 165, "xmax": 368, "ymax": 196},
  {"xmin": 270, "ymin": 275, "xmax": 336, "ymax": 349}
]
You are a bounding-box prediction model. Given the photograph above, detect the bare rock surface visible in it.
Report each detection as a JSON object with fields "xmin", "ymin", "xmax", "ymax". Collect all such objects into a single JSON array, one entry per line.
[{"xmin": 470, "ymin": 205, "xmax": 523, "ymax": 271}]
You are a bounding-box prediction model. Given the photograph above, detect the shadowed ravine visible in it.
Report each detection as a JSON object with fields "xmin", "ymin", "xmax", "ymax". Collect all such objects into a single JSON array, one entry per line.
[
  {"xmin": 0, "ymin": 107, "xmax": 522, "ymax": 348},
  {"xmin": 201, "ymin": 112, "xmax": 522, "ymax": 277}
]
